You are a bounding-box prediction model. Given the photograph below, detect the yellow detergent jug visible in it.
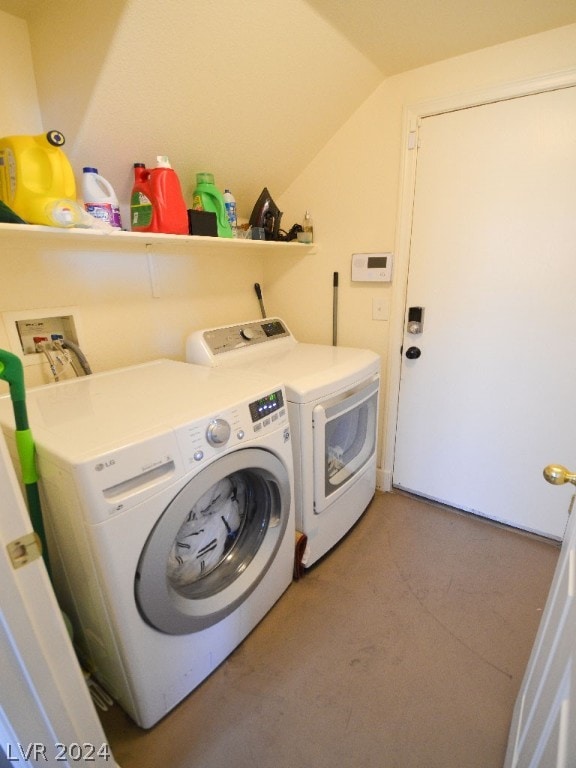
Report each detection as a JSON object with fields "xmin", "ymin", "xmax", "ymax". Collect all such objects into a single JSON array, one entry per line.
[{"xmin": 0, "ymin": 130, "xmax": 81, "ymax": 226}]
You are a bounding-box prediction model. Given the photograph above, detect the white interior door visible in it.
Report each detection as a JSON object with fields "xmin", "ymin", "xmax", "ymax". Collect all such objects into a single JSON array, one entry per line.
[
  {"xmin": 0, "ymin": 432, "xmax": 116, "ymax": 766},
  {"xmin": 505, "ymin": 474, "xmax": 576, "ymax": 767},
  {"xmin": 393, "ymin": 86, "xmax": 576, "ymax": 538}
]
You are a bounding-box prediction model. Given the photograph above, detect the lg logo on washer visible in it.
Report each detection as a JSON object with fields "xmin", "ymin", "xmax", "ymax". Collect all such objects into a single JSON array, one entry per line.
[{"xmin": 95, "ymin": 459, "xmax": 116, "ymax": 471}]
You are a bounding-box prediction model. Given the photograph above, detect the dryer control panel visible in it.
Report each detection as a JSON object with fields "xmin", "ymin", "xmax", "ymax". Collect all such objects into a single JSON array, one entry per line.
[{"xmin": 190, "ymin": 318, "xmax": 293, "ymax": 359}]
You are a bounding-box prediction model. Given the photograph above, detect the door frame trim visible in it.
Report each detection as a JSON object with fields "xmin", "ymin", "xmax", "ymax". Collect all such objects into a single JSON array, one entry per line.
[{"xmin": 382, "ymin": 66, "xmax": 576, "ymax": 491}]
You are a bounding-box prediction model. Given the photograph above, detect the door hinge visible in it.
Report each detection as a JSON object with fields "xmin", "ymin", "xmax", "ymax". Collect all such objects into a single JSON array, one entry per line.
[
  {"xmin": 407, "ymin": 130, "xmax": 418, "ymax": 150},
  {"xmin": 7, "ymin": 531, "xmax": 42, "ymax": 570}
]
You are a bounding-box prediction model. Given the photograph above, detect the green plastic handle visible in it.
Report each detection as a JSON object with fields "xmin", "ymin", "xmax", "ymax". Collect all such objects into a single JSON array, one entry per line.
[
  {"xmin": 15, "ymin": 429, "xmax": 38, "ymax": 484},
  {"xmin": 0, "ymin": 349, "xmax": 26, "ymax": 403},
  {"xmin": 0, "ymin": 349, "xmax": 36, "ymax": 478}
]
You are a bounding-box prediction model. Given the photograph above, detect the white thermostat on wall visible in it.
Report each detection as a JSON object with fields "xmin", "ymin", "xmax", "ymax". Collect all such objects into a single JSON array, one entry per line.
[{"xmin": 351, "ymin": 252, "xmax": 393, "ymax": 282}]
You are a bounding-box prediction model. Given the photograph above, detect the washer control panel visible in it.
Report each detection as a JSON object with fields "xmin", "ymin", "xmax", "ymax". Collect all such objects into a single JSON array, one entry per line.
[{"xmin": 175, "ymin": 388, "xmax": 288, "ymax": 467}]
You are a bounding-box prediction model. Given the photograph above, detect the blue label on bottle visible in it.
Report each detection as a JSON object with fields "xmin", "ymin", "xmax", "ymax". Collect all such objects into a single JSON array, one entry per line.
[
  {"xmin": 224, "ymin": 201, "xmax": 237, "ymax": 227},
  {"xmin": 85, "ymin": 202, "xmax": 122, "ymax": 228}
]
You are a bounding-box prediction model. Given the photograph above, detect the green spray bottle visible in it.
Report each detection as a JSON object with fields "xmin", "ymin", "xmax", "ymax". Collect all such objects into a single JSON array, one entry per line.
[{"xmin": 191, "ymin": 173, "xmax": 233, "ymax": 238}]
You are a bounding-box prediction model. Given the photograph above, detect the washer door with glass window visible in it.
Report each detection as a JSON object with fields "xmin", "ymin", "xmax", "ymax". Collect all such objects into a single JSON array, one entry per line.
[{"xmin": 135, "ymin": 447, "xmax": 291, "ymax": 635}]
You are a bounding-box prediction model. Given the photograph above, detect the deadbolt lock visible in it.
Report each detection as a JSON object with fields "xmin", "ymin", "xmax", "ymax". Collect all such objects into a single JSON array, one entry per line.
[{"xmin": 407, "ymin": 306, "xmax": 424, "ymax": 334}]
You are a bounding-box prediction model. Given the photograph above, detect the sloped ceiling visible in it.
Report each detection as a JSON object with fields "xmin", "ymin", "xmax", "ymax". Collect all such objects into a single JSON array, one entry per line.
[
  {"xmin": 306, "ymin": 0, "xmax": 576, "ymax": 75},
  {"xmin": 2, "ymin": 0, "xmax": 576, "ymax": 220}
]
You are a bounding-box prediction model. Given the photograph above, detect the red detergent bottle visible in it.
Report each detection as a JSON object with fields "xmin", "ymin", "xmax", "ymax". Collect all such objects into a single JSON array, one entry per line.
[{"xmin": 130, "ymin": 156, "xmax": 188, "ymax": 234}]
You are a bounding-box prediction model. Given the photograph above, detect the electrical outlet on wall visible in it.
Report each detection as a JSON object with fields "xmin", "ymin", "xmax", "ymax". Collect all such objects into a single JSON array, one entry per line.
[
  {"xmin": 372, "ymin": 296, "xmax": 390, "ymax": 321},
  {"xmin": 2, "ymin": 307, "xmax": 83, "ymax": 366}
]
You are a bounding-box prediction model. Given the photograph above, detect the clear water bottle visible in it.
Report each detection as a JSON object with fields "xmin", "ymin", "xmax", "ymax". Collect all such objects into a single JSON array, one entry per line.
[
  {"xmin": 299, "ymin": 210, "xmax": 313, "ymax": 243},
  {"xmin": 223, "ymin": 189, "xmax": 238, "ymax": 236}
]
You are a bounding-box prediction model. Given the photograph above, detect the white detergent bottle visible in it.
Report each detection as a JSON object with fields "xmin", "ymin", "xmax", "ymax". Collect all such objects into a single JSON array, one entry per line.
[{"xmin": 82, "ymin": 167, "xmax": 122, "ymax": 228}]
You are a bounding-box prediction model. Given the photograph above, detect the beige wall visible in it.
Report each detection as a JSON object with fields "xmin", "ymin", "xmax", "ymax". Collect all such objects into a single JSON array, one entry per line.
[
  {"xmin": 0, "ymin": 9, "xmax": 42, "ymax": 133},
  {"xmin": 2, "ymin": 11, "xmax": 576, "ymax": 479},
  {"xmin": 0, "ymin": 12, "xmax": 267, "ymax": 386},
  {"xmin": 0, "ymin": 231, "xmax": 270, "ymax": 383},
  {"xmin": 271, "ymin": 23, "xmax": 576, "ymax": 475},
  {"xmin": 23, "ymin": 0, "xmax": 382, "ymax": 224}
]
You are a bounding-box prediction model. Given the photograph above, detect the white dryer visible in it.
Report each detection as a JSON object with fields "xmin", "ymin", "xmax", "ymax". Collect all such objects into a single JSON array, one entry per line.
[
  {"xmin": 0, "ymin": 359, "xmax": 295, "ymax": 729},
  {"xmin": 186, "ymin": 318, "xmax": 380, "ymax": 568}
]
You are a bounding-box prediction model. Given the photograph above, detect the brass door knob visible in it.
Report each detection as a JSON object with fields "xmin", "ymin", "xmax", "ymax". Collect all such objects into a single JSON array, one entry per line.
[{"xmin": 543, "ymin": 465, "xmax": 576, "ymax": 486}]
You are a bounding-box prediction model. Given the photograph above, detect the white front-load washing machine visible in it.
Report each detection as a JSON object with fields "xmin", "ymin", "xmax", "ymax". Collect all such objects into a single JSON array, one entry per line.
[
  {"xmin": 186, "ymin": 318, "xmax": 380, "ymax": 568},
  {"xmin": 0, "ymin": 359, "xmax": 295, "ymax": 729}
]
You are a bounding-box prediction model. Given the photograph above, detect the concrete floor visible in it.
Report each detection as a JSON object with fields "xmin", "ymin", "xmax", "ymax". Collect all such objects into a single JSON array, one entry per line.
[{"xmin": 100, "ymin": 490, "xmax": 559, "ymax": 768}]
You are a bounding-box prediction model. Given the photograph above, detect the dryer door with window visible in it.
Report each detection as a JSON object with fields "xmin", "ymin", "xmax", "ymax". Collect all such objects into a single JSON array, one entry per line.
[
  {"xmin": 312, "ymin": 377, "xmax": 379, "ymax": 514},
  {"xmin": 135, "ymin": 447, "xmax": 291, "ymax": 635}
]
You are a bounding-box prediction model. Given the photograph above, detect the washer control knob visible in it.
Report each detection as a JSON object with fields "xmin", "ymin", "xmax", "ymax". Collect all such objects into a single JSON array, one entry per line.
[
  {"xmin": 240, "ymin": 327, "xmax": 255, "ymax": 340},
  {"xmin": 206, "ymin": 418, "xmax": 231, "ymax": 446}
]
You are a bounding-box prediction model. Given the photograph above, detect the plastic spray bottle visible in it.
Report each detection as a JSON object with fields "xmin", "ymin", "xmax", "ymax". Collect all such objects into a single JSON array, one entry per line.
[
  {"xmin": 130, "ymin": 156, "xmax": 188, "ymax": 235},
  {"xmin": 82, "ymin": 167, "xmax": 122, "ymax": 228},
  {"xmin": 192, "ymin": 173, "xmax": 232, "ymax": 238}
]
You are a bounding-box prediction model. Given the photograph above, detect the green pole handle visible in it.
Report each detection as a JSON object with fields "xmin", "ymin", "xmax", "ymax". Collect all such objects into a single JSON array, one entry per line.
[{"xmin": 0, "ymin": 348, "xmax": 50, "ymax": 575}]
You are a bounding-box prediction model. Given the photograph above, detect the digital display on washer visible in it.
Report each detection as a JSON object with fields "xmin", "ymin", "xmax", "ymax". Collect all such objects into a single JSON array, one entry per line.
[
  {"xmin": 249, "ymin": 390, "xmax": 284, "ymax": 422},
  {"xmin": 261, "ymin": 320, "xmax": 286, "ymax": 337}
]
